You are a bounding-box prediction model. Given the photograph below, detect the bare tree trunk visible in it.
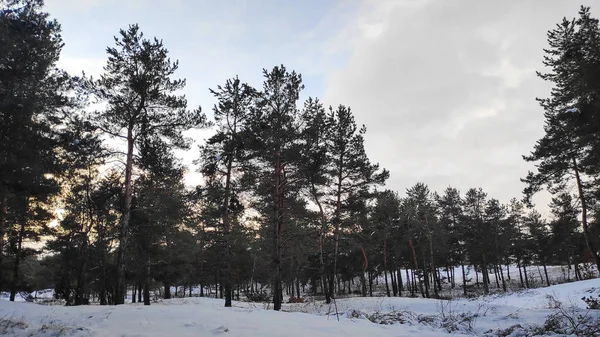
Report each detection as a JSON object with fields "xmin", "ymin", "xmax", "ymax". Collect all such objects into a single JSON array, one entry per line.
[{"xmin": 543, "ymin": 264, "xmax": 550, "ymax": 286}]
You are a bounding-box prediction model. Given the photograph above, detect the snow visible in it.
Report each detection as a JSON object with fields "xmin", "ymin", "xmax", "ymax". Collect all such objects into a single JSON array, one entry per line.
[{"xmin": 0, "ymin": 279, "xmax": 599, "ymax": 336}]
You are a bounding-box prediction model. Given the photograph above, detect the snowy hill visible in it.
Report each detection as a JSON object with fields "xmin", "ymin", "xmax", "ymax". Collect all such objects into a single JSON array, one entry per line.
[{"xmin": 0, "ymin": 279, "xmax": 599, "ymax": 336}]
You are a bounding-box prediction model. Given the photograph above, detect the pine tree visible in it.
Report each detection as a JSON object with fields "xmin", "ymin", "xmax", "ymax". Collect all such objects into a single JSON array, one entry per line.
[
  {"xmin": 523, "ymin": 6, "xmax": 600, "ymax": 272},
  {"xmin": 197, "ymin": 76, "xmax": 257, "ymax": 307},
  {"xmin": 436, "ymin": 187, "xmax": 466, "ymax": 295},
  {"xmin": 524, "ymin": 210, "xmax": 552, "ymax": 286},
  {"xmin": 549, "ymin": 192, "xmax": 583, "ymax": 278},
  {"xmin": 298, "ymin": 98, "xmax": 331, "ymax": 300},
  {"xmin": 244, "ymin": 65, "xmax": 304, "ymax": 310},
  {"xmin": 0, "ymin": 0, "xmax": 91, "ymax": 297},
  {"xmin": 325, "ymin": 105, "xmax": 388, "ymax": 301},
  {"xmin": 462, "ymin": 188, "xmax": 490, "ymax": 294},
  {"xmin": 86, "ymin": 24, "xmax": 207, "ymax": 304}
]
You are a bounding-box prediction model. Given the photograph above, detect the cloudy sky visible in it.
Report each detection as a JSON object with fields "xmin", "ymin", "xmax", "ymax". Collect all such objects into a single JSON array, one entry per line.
[{"xmin": 44, "ymin": 0, "xmax": 598, "ymax": 214}]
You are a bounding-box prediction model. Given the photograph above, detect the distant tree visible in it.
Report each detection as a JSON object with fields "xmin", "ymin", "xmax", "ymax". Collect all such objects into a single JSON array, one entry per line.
[
  {"xmin": 462, "ymin": 188, "xmax": 490, "ymax": 294},
  {"xmin": 370, "ymin": 190, "xmax": 400, "ymax": 297},
  {"xmin": 524, "ymin": 210, "xmax": 552, "ymax": 286},
  {"xmin": 436, "ymin": 187, "xmax": 466, "ymax": 295}
]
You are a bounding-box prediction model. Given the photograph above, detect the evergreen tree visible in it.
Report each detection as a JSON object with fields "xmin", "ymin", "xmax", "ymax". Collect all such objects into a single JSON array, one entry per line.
[
  {"xmin": 436, "ymin": 187, "xmax": 466, "ymax": 294},
  {"xmin": 549, "ymin": 192, "xmax": 583, "ymax": 278},
  {"xmin": 0, "ymin": 0, "xmax": 92, "ymax": 297},
  {"xmin": 86, "ymin": 24, "xmax": 207, "ymax": 304},
  {"xmin": 243, "ymin": 65, "xmax": 304, "ymax": 310},
  {"xmin": 197, "ymin": 76, "xmax": 257, "ymax": 307},
  {"xmin": 325, "ymin": 105, "xmax": 388, "ymax": 301},
  {"xmin": 523, "ymin": 6, "xmax": 600, "ymax": 272}
]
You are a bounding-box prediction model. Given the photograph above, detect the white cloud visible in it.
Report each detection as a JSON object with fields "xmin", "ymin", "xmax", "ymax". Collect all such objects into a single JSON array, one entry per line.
[{"xmin": 323, "ymin": 0, "xmax": 598, "ymax": 213}]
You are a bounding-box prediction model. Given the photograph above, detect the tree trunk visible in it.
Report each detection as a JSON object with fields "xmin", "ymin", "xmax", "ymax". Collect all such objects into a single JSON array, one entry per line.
[
  {"xmin": 422, "ymin": 253, "xmax": 430, "ymax": 298},
  {"xmin": 426, "ymin": 219, "xmax": 438, "ymax": 298},
  {"xmin": 482, "ymin": 259, "xmax": 489, "ymax": 295},
  {"xmin": 523, "ymin": 262, "xmax": 530, "ymax": 288},
  {"xmin": 493, "ymin": 264, "xmax": 500, "ymax": 289},
  {"xmin": 383, "ymin": 240, "xmax": 390, "ymax": 297},
  {"xmin": 572, "ymin": 157, "xmax": 600, "ymax": 273},
  {"xmin": 144, "ymin": 257, "xmax": 150, "ymax": 306},
  {"xmin": 164, "ymin": 283, "xmax": 171, "ymax": 299},
  {"xmin": 461, "ymin": 262, "xmax": 467, "ymax": 296},
  {"xmin": 398, "ymin": 269, "xmax": 403, "ymax": 296},
  {"xmin": 0, "ymin": 191, "xmax": 6, "ymax": 290},
  {"xmin": 499, "ymin": 264, "xmax": 506, "ymax": 292},
  {"xmin": 517, "ymin": 260, "xmax": 524, "ymax": 287},
  {"xmin": 9, "ymin": 201, "xmax": 26, "ymax": 302},
  {"xmin": 272, "ymin": 151, "xmax": 284, "ymax": 311},
  {"xmin": 391, "ymin": 267, "xmax": 398, "ymax": 296},
  {"xmin": 115, "ymin": 125, "xmax": 135, "ymax": 305},
  {"xmin": 406, "ymin": 268, "xmax": 413, "ymax": 297},
  {"xmin": 222, "ymin": 143, "xmax": 235, "ymax": 308},
  {"xmin": 132, "ymin": 284, "xmax": 136, "ymax": 303},
  {"xmin": 368, "ymin": 270, "xmax": 373, "ymax": 297},
  {"xmin": 543, "ymin": 264, "xmax": 550, "ymax": 287}
]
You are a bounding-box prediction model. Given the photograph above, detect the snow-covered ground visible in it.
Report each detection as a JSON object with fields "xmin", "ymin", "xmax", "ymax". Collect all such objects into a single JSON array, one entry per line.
[{"xmin": 1, "ymin": 279, "xmax": 599, "ymax": 336}]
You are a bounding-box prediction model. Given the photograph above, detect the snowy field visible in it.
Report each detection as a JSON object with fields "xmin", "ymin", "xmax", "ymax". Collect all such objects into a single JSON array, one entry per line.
[{"xmin": 0, "ymin": 279, "xmax": 600, "ymax": 336}]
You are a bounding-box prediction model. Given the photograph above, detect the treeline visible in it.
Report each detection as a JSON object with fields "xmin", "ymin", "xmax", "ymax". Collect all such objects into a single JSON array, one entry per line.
[{"xmin": 1, "ymin": 1, "xmax": 600, "ymax": 310}]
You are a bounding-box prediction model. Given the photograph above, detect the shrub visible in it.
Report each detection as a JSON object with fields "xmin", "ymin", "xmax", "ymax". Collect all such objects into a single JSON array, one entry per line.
[
  {"xmin": 287, "ymin": 296, "xmax": 305, "ymax": 303},
  {"xmin": 245, "ymin": 291, "xmax": 270, "ymax": 302},
  {"xmin": 582, "ymin": 294, "xmax": 600, "ymax": 310}
]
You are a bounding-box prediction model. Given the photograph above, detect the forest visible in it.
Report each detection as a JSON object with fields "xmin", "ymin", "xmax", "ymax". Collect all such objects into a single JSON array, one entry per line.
[{"xmin": 1, "ymin": 0, "xmax": 600, "ymax": 311}]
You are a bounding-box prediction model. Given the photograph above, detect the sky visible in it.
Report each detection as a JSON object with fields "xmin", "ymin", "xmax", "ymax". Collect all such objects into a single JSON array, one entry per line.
[{"xmin": 43, "ymin": 0, "xmax": 598, "ymax": 215}]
